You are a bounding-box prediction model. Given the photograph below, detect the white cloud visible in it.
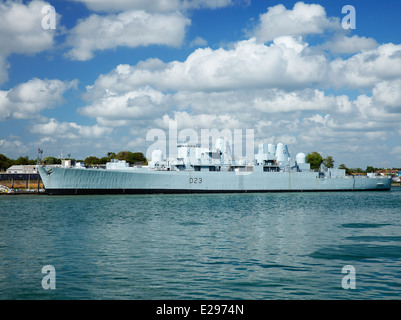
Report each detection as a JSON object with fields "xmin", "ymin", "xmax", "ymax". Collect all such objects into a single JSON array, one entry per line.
[
  {"xmin": 390, "ymin": 146, "xmax": 401, "ymax": 155},
  {"xmin": 253, "ymin": 89, "xmax": 338, "ymax": 113},
  {"xmin": 189, "ymin": 36, "xmax": 208, "ymax": 48},
  {"xmin": 30, "ymin": 118, "xmax": 112, "ymax": 139},
  {"xmin": 168, "ymin": 88, "xmax": 353, "ymax": 117},
  {"xmin": 365, "ymin": 131, "xmax": 387, "ymax": 141},
  {"xmin": 65, "ymin": 0, "xmax": 239, "ymax": 61},
  {"xmin": 155, "ymin": 111, "xmax": 242, "ymax": 130},
  {"xmin": 78, "ymin": 86, "xmax": 171, "ymax": 125},
  {"xmin": 66, "ymin": 10, "xmax": 190, "ymax": 61},
  {"xmin": 344, "ymin": 80, "xmax": 401, "ymax": 125},
  {"xmin": 323, "ymin": 35, "xmax": 378, "ymax": 54},
  {"xmin": 329, "ymin": 43, "xmax": 401, "ymax": 88},
  {"xmin": 0, "ymin": 56, "xmax": 10, "ymax": 85},
  {"xmin": 71, "ymin": 0, "xmax": 181, "ymax": 12},
  {"xmin": 83, "ymin": 37, "xmax": 326, "ymax": 93},
  {"xmin": 0, "ymin": 135, "xmax": 24, "ymax": 153},
  {"xmin": 372, "ymin": 79, "xmax": 401, "ymax": 108},
  {"xmin": 253, "ymin": 2, "xmax": 339, "ymax": 43},
  {"xmin": 181, "ymin": 0, "xmax": 235, "ymax": 10},
  {"xmin": 70, "ymin": 0, "xmax": 235, "ymax": 12},
  {"xmin": 0, "ymin": 78, "xmax": 77, "ymax": 120},
  {"xmin": 0, "ymin": 0, "xmax": 57, "ymax": 84}
]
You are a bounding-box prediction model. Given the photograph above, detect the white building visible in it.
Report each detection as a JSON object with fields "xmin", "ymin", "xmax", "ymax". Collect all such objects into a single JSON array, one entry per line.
[{"xmin": 6, "ymin": 165, "xmax": 38, "ymax": 174}]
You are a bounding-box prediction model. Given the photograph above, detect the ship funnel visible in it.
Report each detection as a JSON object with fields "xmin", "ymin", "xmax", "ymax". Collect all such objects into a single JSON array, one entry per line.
[
  {"xmin": 275, "ymin": 143, "xmax": 290, "ymax": 162},
  {"xmin": 152, "ymin": 149, "xmax": 164, "ymax": 163},
  {"xmin": 215, "ymin": 138, "xmax": 232, "ymax": 159},
  {"xmin": 268, "ymin": 143, "xmax": 276, "ymax": 155},
  {"xmin": 259, "ymin": 143, "xmax": 268, "ymax": 154}
]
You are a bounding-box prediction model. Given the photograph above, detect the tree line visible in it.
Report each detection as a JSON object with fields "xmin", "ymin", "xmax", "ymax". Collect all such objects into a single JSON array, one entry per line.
[
  {"xmin": 0, "ymin": 151, "xmax": 147, "ymax": 171},
  {"xmin": 0, "ymin": 154, "xmax": 37, "ymax": 171},
  {"xmin": 1, "ymin": 150, "xmax": 398, "ymax": 173},
  {"xmin": 306, "ymin": 152, "xmax": 334, "ymax": 170},
  {"xmin": 83, "ymin": 151, "xmax": 147, "ymax": 166},
  {"xmin": 306, "ymin": 151, "xmax": 400, "ymax": 174}
]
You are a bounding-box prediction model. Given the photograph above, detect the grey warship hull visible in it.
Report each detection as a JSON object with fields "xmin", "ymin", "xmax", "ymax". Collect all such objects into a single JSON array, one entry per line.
[
  {"xmin": 38, "ymin": 138, "xmax": 392, "ymax": 195},
  {"xmin": 38, "ymin": 166, "xmax": 392, "ymax": 195}
]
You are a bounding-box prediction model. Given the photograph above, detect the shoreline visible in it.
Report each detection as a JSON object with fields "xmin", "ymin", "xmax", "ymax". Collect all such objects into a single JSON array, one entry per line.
[
  {"xmin": 0, "ymin": 190, "xmax": 45, "ymax": 195},
  {"xmin": 2, "ymin": 186, "xmax": 400, "ymax": 195}
]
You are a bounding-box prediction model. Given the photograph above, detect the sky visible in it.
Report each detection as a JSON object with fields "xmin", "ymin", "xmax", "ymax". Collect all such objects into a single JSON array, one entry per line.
[{"xmin": 1, "ymin": 0, "xmax": 401, "ymax": 168}]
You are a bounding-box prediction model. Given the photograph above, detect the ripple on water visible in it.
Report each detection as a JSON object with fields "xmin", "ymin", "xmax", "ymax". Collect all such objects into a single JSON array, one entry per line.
[
  {"xmin": 1, "ymin": 190, "xmax": 401, "ymax": 299},
  {"xmin": 340, "ymin": 223, "xmax": 391, "ymax": 229},
  {"xmin": 310, "ymin": 244, "xmax": 401, "ymax": 261}
]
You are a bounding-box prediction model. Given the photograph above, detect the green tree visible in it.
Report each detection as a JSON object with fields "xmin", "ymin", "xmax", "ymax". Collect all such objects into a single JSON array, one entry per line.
[
  {"xmin": 366, "ymin": 166, "xmax": 375, "ymax": 173},
  {"xmin": 107, "ymin": 152, "xmax": 116, "ymax": 159},
  {"xmin": 99, "ymin": 157, "xmax": 109, "ymax": 164},
  {"xmin": 306, "ymin": 152, "xmax": 323, "ymax": 170},
  {"xmin": 43, "ymin": 156, "xmax": 61, "ymax": 165},
  {"xmin": 116, "ymin": 151, "xmax": 147, "ymax": 165},
  {"xmin": 116, "ymin": 151, "xmax": 131, "ymax": 161},
  {"xmin": 130, "ymin": 152, "xmax": 147, "ymax": 164},
  {"xmin": 84, "ymin": 156, "xmax": 100, "ymax": 165},
  {"xmin": 338, "ymin": 163, "xmax": 351, "ymax": 175},
  {"xmin": 15, "ymin": 156, "xmax": 29, "ymax": 165},
  {"xmin": 323, "ymin": 156, "xmax": 334, "ymax": 168},
  {"xmin": 0, "ymin": 154, "xmax": 12, "ymax": 171}
]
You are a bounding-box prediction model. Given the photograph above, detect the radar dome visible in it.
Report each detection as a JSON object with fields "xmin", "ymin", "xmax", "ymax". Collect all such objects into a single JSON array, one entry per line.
[{"xmin": 296, "ymin": 153, "xmax": 306, "ymax": 164}]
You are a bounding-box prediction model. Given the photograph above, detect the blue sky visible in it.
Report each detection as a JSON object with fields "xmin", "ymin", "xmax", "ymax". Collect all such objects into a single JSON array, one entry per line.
[{"xmin": 1, "ymin": 0, "xmax": 401, "ymax": 168}]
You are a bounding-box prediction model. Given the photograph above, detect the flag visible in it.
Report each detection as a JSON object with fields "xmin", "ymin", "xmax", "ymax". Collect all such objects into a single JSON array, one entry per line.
[{"xmin": 38, "ymin": 148, "xmax": 43, "ymax": 154}]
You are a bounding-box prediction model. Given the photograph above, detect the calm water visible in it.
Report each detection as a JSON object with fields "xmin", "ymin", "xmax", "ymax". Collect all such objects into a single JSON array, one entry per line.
[{"xmin": 1, "ymin": 189, "xmax": 401, "ymax": 300}]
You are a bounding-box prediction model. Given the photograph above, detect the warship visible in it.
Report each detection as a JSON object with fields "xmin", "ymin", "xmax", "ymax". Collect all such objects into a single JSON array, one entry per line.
[{"xmin": 38, "ymin": 138, "xmax": 392, "ymax": 195}]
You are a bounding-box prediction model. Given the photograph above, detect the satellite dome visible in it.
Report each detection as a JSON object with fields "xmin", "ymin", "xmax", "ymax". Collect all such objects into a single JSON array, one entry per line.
[{"xmin": 296, "ymin": 153, "xmax": 306, "ymax": 164}]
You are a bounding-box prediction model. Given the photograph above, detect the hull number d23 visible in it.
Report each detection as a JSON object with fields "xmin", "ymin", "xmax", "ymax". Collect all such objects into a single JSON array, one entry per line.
[{"xmin": 189, "ymin": 178, "xmax": 203, "ymax": 184}]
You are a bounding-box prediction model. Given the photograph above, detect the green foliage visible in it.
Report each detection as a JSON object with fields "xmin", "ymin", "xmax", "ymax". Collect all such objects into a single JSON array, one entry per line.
[
  {"xmin": 84, "ymin": 156, "xmax": 100, "ymax": 165},
  {"xmin": 99, "ymin": 157, "xmax": 109, "ymax": 164},
  {"xmin": 82, "ymin": 151, "xmax": 147, "ymax": 166},
  {"xmin": 365, "ymin": 166, "xmax": 383, "ymax": 173},
  {"xmin": 15, "ymin": 156, "xmax": 29, "ymax": 165},
  {"xmin": 338, "ymin": 163, "xmax": 351, "ymax": 175},
  {"xmin": 366, "ymin": 166, "xmax": 375, "ymax": 173},
  {"xmin": 42, "ymin": 156, "xmax": 61, "ymax": 165},
  {"xmin": 306, "ymin": 152, "xmax": 323, "ymax": 170},
  {"xmin": 0, "ymin": 154, "xmax": 12, "ymax": 171},
  {"xmin": 116, "ymin": 151, "xmax": 147, "ymax": 164},
  {"xmin": 323, "ymin": 156, "xmax": 334, "ymax": 168},
  {"xmin": 0, "ymin": 150, "xmax": 147, "ymax": 170}
]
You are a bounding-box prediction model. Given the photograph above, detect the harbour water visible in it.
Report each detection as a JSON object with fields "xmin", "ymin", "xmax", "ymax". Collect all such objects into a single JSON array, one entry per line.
[{"xmin": 1, "ymin": 189, "xmax": 401, "ymax": 300}]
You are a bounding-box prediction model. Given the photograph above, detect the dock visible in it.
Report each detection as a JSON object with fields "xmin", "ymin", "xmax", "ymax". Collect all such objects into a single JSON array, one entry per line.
[{"xmin": 0, "ymin": 173, "xmax": 44, "ymax": 195}]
